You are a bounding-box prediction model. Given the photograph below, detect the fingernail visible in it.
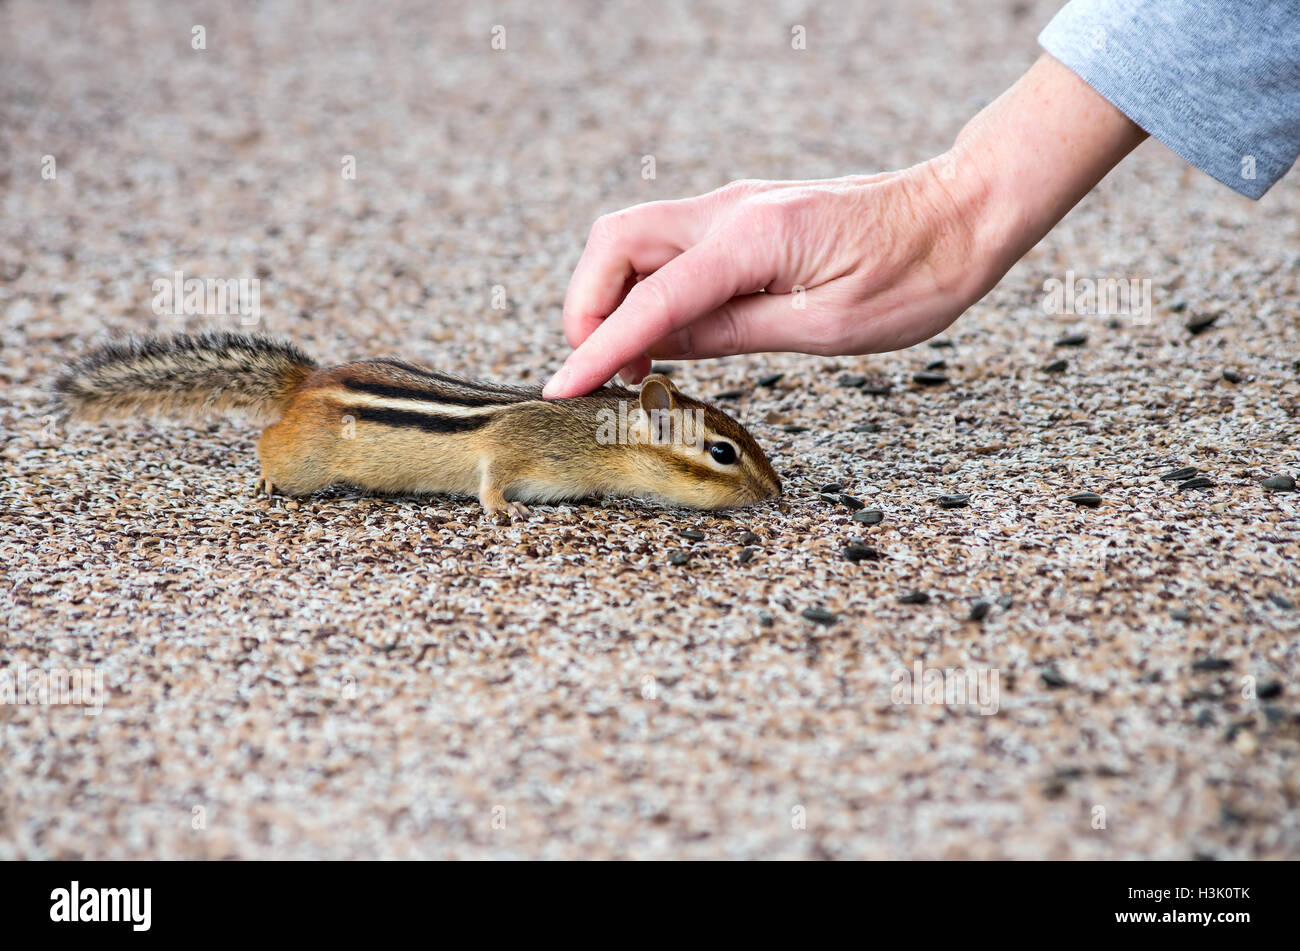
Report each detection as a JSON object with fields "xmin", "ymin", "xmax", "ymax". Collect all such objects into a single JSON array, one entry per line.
[{"xmin": 542, "ymin": 365, "xmax": 572, "ymax": 399}]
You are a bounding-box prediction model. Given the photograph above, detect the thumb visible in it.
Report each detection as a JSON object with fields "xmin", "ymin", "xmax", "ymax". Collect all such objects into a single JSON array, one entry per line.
[{"xmin": 647, "ymin": 291, "xmax": 828, "ymax": 359}]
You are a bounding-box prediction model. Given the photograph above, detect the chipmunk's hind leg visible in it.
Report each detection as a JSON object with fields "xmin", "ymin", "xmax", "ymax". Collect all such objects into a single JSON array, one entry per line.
[
  {"xmin": 478, "ymin": 461, "xmax": 530, "ymax": 521},
  {"xmin": 256, "ymin": 417, "xmax": 334, "ymax": 497}
]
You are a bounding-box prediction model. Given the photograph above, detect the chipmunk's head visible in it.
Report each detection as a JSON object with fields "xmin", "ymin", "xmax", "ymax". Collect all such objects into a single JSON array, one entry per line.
[{"xmin": 626, "ymin": 374, "xmax": 781, "ymax": 509}]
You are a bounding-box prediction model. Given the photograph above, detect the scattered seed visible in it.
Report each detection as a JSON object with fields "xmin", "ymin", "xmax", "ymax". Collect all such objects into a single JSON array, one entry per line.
[
  {"xmin": 679, "ymin": 529, "xmax": 705, "ymax": 541},
  {"xmin": 1177, "ymin": 476, "xmax": 1214, "ymax": 491},
  {"xmin": 997, "ymin": 595, "xmax": 1014, "ymax": 609},
  {"xmin": 968, "ymin": 600, "xmax": 991, "ymax": 621},
  {"xmin": 715, "ymin": 389, "xmax": 746, "ymax": 400},
  {"xmin": 839, "ymin": 494, "xmax": 865, "ymax": 511},
  {"xmin": 755, "ymin": 373, "xmax": 784, "ymax": 387},
  {"xmin": 924, "ymin": 359, "xmax": 947, "ymax": 371},
  {"xmin": 1186, "ymin": 313, "xmax": 1219, "ymax": 335},
  {"xmin": 1040, "ymin": 667, "xmax": 1069, "ymax": 688},
  {"xmin": 1267, "ymin": 593, "xmax": 1294, "ymax": 610},
  {"xmin": 1170, "ymin": 300, "xmax": 1188, "ymax": 313},
  {"xmin": 1043, "ymin": 359, "xmax": 1068, "ymax": 374},
  {"xmin": 668, "ymin": 550, "xmax": 691, "ymax": 566},
  {"xmin": 1191, "ymin": 657, "xmax": 1232, "ymax": 672},
  {"xmin": 853, "ymin": 509, "xmax": 884, "ymax": 525},
  {"xmin": 738, "ymin": 547, "xmax": 756, "ymax": 564},
  {"xmin": 1066, "ymin": 491, "xmax": 1101, "ymax": 508},
  {"xmin": 898, "ymin": 591, "xmax": 930, "ymax": 605},
  {"xmin": 801, "ymin": 607, "xmax": 837, "ymax": 625},
  {"xmin": 758, "ymin": 611, "xmax": 774, "ymax": 627},
  {"xmin": 1261, "ymin": 475, "xmax": 1296, "ymax": 492},
  {"xmin": 1054, "ymin": 333, "xmax": 1088, "ymax": 347},
  {"xmin": 849, "ymin": 422, "xmax": 880, "ymax": 434},
  {"xmin": 937, "ymin": 494, "xmax": 969, "ymax": 508},
  {"xmin": 818, "ymin": 493, "xmax": 841, "ymax": 504},
  {"xmin": 1195, "ymin": 709, "xmax": 1215, "ymax": 728},
  {"xmin": 782, "ymin": 425, "xmax": 809, "ymax": 433},
  {"xmin": 820, "ymin": 483, "xmax": 843, "ymax": 493},
  {"xmin": 1170, "ymin": 607, "xmax": 1191, "ymax": 622},
  {"xmin": 842, "ymin": 543, "xmax": 879, "ymax": 563},
  {"xmin": 1222, "ymin": 369, "xmax": 1241, "ymax": 383},
  {"xmin": 860, "ymin": 382, "xmax": 893, "ymax": 395},
  {"xmin": 1257, "ymin": 681, "xmax": 1283, "ymax": 699},
  {"xmin": 1160, "ymin": 466, "xmax": 1199, "ymax": 481},
  {"xmin": 912, "ymin": 371, "xmax": 949, "ymax": 386},
  {"xmin": 739, "ymin": 531, "xmax": 760, "ymax": 546},
  {"xmin": 838, "ymin": 374, "xmax": 868, "ymax": 388},
  {"xmin": 928, "ymin": 339, "xmax": 954, "ymax": 349}
]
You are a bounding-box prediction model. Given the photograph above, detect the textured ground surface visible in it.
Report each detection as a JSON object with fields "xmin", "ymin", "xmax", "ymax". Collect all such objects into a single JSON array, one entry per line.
[{"xmin": 2, "ymin": 0, "xmax": 1298, "ymax": 859}]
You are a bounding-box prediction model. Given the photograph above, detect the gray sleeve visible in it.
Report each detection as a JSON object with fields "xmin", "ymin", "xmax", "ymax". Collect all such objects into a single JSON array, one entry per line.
[{"xmin": 1038, "ymin": 0, "xmax": 1300, "ymax": 199}]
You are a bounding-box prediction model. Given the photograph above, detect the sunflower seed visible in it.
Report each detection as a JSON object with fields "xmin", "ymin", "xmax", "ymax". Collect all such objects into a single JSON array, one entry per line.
[
  {"xmin": 839, "ymin": 494, "xmax": 865, "ymax": 511},
  {"xmin": 1177, "ymin": 476, "xmax": 1214, "ymax": 491},
  {"xmin": 1261, "ymin": 475, "xmax": 1296, "ymax": 492},
  {"xmin": 668, "ymin": 550, "xmax": 691, "ymax": 566},
  {"xmin": 1054, "ymin": 333, "xmax": 1088, "ymax": 347},
  {"xmin": 1067, "ymin": 491, "xmax": 1102, "ymax": 507},
  {"xmin": 801, "ymin": 607, "xmax": 837, "ymax": 625},
  {"xmin": 912, "ymin": 371, "xmax": 949, "ymax": 386},
  {"xmin": 842, "ymin": 543, "xmax": 879, "ymax": 562},
  {"xmin": 1186, "ymin": 313, "xmax": 1220, "ymax": 335},
  {"xmin": 1041, "ymin": 668, "xmax": 1069, "ymax": 688},
  {"xmin": 968, "ymin": 600, "xmax": 991, "ymax": 621},
  {"xmin": 898, "ymin": 590, "xmax": 930, "ymax": 605},
  {"xmin": 853, "ymin": 509, "xmax": 884, "ymax": 525},
  {"xmin": 937, "ymin": 494, "xmax": 969, "ymax": 508}
]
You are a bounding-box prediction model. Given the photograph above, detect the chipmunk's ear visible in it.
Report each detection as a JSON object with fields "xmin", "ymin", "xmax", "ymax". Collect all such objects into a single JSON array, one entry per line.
[{"xmin": 638, "ymin": 374, "xmax": 678, "ymax": 414}]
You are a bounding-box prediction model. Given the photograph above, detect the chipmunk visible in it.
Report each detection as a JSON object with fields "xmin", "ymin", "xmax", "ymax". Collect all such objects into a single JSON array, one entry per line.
[{"xmin": 53, "ymin": 332, "xmax": 781, "ymax": 517}]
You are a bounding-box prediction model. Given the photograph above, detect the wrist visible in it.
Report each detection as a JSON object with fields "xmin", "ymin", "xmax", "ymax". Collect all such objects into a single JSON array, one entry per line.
[{"xmin": 948, "ymin": 54, "xmax": 1146, "ymax": 269}]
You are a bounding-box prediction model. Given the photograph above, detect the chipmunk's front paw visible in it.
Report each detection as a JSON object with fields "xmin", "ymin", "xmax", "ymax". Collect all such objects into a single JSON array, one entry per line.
[{"xmin": 482, "ymin": 499, "xmax": 531, "ymax": 522}]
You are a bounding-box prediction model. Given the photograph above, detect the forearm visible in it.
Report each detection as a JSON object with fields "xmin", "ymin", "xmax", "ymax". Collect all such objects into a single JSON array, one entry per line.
[{"xmin": 931, "ymin": 53, "xmax": 1148, "ymax": 294}]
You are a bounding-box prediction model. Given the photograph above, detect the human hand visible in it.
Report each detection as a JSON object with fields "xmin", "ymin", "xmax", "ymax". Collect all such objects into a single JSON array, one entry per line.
[{"xmin": 543, "ymin": 54, "xmax": 1146, "ymax": 399}]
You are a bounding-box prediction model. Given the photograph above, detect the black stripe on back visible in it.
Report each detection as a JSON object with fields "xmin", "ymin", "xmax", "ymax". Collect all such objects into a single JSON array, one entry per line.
[
  {"xmin": 369, "ymin": 359, "xmax": 537, "ymax": 397},
  {"xmin": 342, "ymin": 377, "xmax": 516, "ymax": 407},
  {"xmin": 351, "ymin": 405, "xmax": 491, "ymax": 434}
]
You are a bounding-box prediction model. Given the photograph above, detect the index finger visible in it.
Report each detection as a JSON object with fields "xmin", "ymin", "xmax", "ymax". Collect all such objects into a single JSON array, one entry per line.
[
  {"xmin": 562, "ymin": 200, "xmax": 704, "ymax": 351},
  {"xmin": 544, "ymin": 232, "xmax": 764, "ymax": 398}
]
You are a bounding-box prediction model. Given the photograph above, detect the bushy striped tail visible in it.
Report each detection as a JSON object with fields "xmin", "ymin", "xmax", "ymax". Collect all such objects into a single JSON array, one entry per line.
[{"xmin": 54, "ymin": 331, "xmax": 317, "ymax": 423}]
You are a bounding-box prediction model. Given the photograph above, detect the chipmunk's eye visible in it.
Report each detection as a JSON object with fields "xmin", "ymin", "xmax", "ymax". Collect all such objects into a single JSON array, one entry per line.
[{"xmin": 708, "ymin": 441, "xmax": 738, "ymax": 465}]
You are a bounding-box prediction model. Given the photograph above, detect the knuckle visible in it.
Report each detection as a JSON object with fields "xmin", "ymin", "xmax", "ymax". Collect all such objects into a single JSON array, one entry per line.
[
  {"xmin": 800, "ymin": 309, "xmax": 846, "ymax": 356},
  {"xmin": 713, "ymin": 302, "xmax": 747, "ymax": 356},
  {"xmin": 588, "ymin": 210, "xmax": 630, "ymax": 244}
]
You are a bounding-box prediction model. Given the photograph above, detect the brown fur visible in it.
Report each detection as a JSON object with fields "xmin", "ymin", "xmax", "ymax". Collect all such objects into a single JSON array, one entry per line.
[{"xmin": 56, "ymin": 332, "xmax": 782, "ymax": 516}]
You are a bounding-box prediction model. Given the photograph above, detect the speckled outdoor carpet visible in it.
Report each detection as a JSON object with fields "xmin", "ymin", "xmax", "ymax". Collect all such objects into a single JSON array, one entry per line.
[{"xmin": 2, "ymin": 0, "xmax": 1297, "ymax": 859}]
